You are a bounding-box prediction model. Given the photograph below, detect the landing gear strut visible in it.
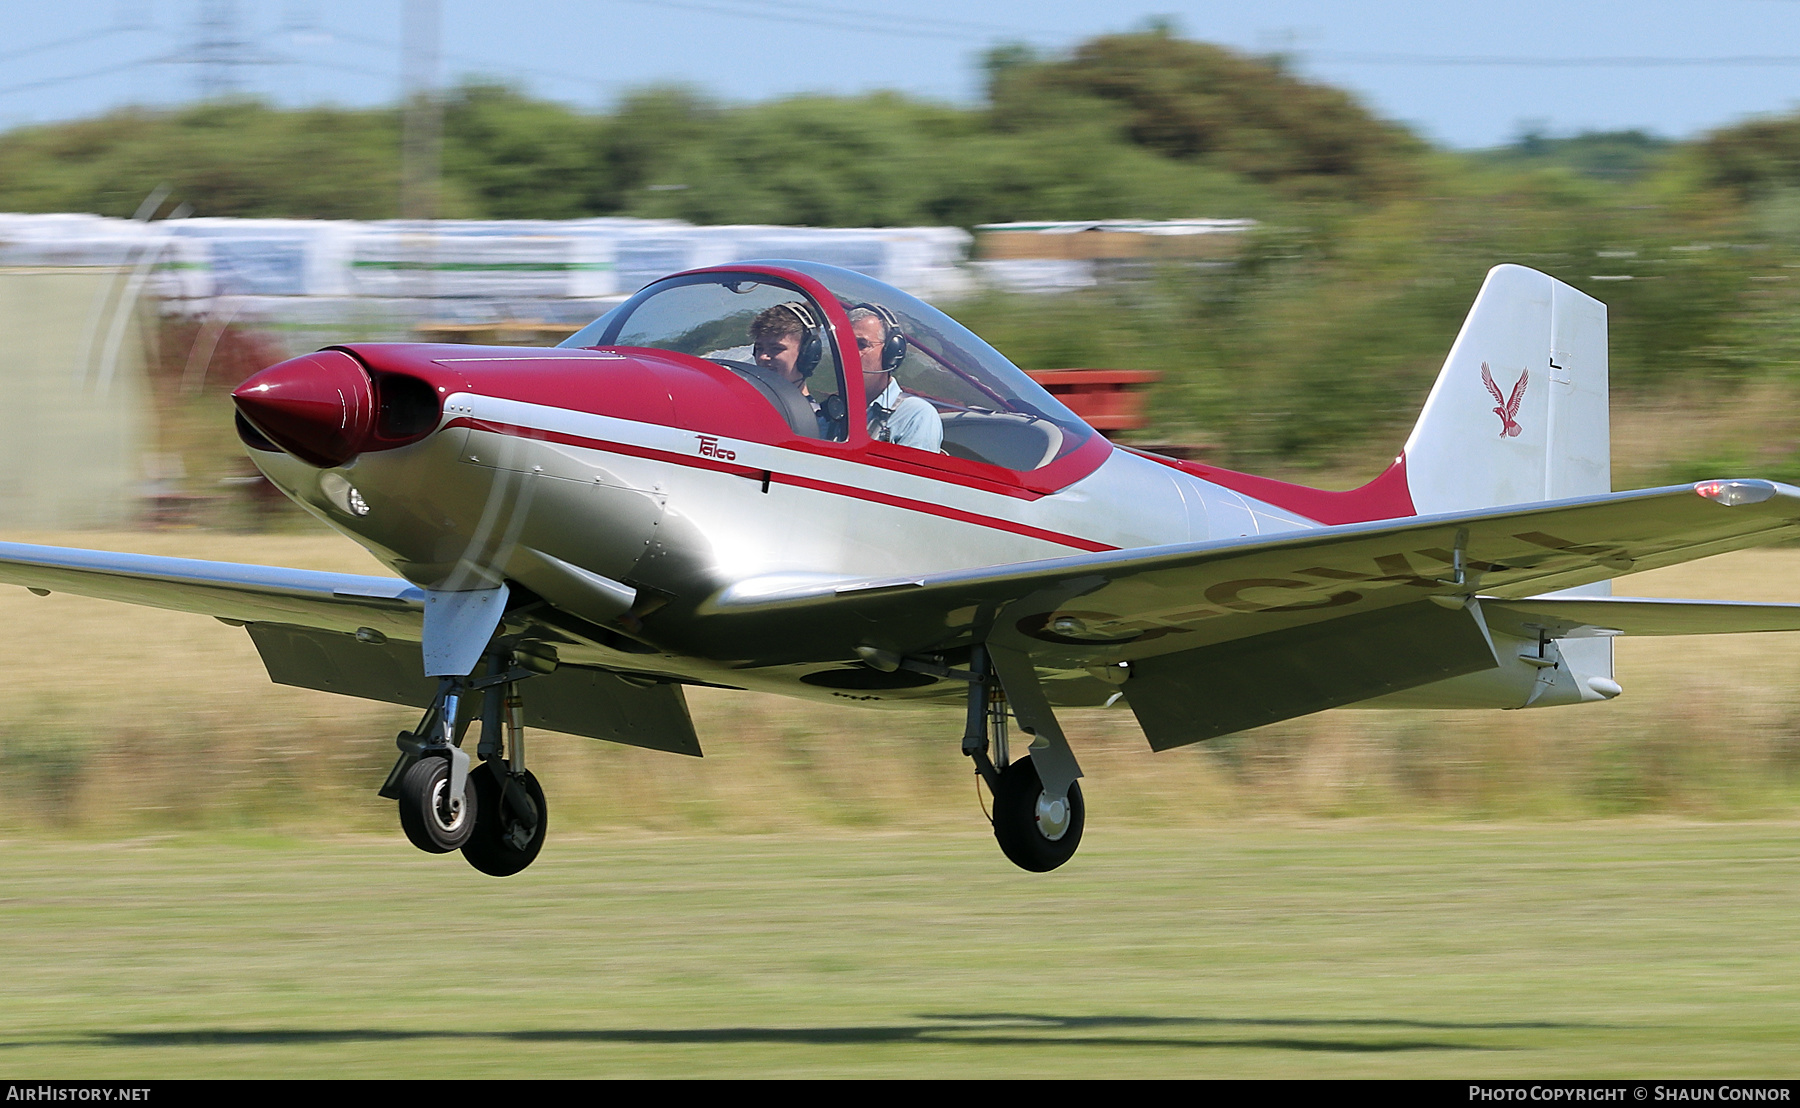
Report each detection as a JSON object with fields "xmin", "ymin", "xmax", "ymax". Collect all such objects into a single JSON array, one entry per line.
[
  {"xmin": 388, "ymin": 677, "xmax": 478, "ymax": 853},
  {"xmin": 463, "ymin": 675, "xmax": 547, "ymax": 877},
  {"xmin": 381, "ymin": 650, "xmax": 550, "ymax": 876},
  {"xmin": 962, "ymin": 644, "xmax": 1085, "ymax": 872}
]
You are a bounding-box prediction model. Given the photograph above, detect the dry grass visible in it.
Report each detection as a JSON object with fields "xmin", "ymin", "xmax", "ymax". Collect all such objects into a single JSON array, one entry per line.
[
  {"xmin": 2, "ymin": 527, "xmax": 1800, "ymax": 833},
  {"xmin": 1611, "ymin": 385, "xmax": 1800, "ymax": 489}
]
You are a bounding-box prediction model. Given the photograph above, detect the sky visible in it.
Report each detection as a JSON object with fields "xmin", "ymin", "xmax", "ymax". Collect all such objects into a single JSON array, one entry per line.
[{"xmin": 4, "ymin": 1, "xmax": 1800, "ymax": 148}]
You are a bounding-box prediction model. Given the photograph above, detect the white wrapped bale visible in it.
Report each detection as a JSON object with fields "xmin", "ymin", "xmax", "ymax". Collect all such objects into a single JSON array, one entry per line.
[
  {"xmin": 0, "ymin": 212, "xmax": 982, "ymax": 312},
  {"xmin": 0, "ymin": 215, "xmax": 213, "ymax": 300},
  {"xmin": 349, "ymin": 222, "xmax": 619, "ymax": 299},
  {"xmin": 873, "ymin": 227, "xmax": 973, "ymax": 300},
  {"xmin": 167, "ymin": 218, "xmax": 357, "ymax": 297}
]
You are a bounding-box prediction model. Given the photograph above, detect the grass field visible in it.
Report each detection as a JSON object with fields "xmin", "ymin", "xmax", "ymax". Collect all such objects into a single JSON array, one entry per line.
[
  {"xmin": 5, "ymin": 532, "xmax": 1800, "ymax": 1076},
  {"xmin": 2, "ymin": 824, "xmax": 1798, "ymax": 1078}
]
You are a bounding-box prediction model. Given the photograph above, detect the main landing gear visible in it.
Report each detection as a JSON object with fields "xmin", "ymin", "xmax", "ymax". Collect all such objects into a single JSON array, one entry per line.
[
  {"xmin": 381, "ymin": 649, "xmax": 549, "ymax": 877},
  {"xmin": 990, "ymin": 754, "xmax": 1085, "ymax": 873},
  {"xmin": 960, "ymin": 645, "xmax": 1086, "ymax": 872}
]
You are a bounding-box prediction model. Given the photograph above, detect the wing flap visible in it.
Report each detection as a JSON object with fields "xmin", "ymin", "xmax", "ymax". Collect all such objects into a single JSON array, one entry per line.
[
  {"xmin": 248, "ymin": 623, "xmax": 701, "ymax": 755},
  {"xmin": 1125, "ymin": 600, "xmax": 1501, "ymax": 749}
]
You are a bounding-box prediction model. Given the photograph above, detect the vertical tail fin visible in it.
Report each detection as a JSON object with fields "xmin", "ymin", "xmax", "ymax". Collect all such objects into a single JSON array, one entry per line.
[
  {"xmin": 1402, "ymin": 264, "xmax": 1614, "ymax": 691},
  {"xmin": 1403, "ymin": 264, "xmax": 1610, "ymax": 515}
]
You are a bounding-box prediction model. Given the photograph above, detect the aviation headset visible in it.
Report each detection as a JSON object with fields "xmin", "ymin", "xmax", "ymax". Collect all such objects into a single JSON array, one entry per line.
[
  {"xmin": 851, "ymin": 302, "xmax": 908, "ymax": 374},
  {"xmin": 772, "ymin": 300, "xmax": 824, "ymax": 379}
]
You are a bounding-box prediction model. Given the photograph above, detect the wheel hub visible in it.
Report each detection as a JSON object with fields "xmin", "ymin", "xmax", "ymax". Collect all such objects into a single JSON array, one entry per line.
[
  {"xmin": 432, "ymin": 779, "xmax": 467, "ymax": 831},
  {"xmin": 1035, "ymin": 793, "xmax": 1071, "ymax": 841}
]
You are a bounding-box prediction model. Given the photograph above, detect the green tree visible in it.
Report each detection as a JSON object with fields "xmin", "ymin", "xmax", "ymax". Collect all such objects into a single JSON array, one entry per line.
[
  {"xmin": 987, "ymin": 28, "xmax": 1426, "ymax": 202},
  {"xmin": 442, "ymin": 83, "xmax": 601, "ymax": 219},
  {"xmin": 0, "ymin": 100, "xmax": 405, "ymax": 218}
]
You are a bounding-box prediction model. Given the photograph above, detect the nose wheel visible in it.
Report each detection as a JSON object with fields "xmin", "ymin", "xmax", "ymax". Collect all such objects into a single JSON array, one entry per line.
[{"xmin": 396, "ymin": 755, "xmax": 478, "ymax": 853}]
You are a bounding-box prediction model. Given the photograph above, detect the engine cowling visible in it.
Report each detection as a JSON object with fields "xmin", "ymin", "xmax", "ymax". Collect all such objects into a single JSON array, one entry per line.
[{"xmin": 234, "ymin": 350, "xmax": 440, "ymax": 467}]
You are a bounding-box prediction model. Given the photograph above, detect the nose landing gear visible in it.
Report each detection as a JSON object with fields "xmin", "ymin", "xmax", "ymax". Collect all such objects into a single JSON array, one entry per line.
[
  {"xmin": 396, "ymin": 755, "xmax": 478, "ymax": 853},
  {"xmin": 381, "ymin": 650, "xmax": 551, "ymax": 876}
]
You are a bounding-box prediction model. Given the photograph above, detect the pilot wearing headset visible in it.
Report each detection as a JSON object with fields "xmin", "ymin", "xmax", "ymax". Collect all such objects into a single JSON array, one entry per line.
[
  {"xmin": 848, "ymin": 304, "xmax": 942, "ymax": 453},
  {"xmin": 750, "ymin": 301, "xmax": 846, "ymax": 440}
]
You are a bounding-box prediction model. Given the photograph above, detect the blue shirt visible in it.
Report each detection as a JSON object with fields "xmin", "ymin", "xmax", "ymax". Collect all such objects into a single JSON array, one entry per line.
[{"xmin": 869, "ymin": 378, "xmax": 943, "ymax": 452}]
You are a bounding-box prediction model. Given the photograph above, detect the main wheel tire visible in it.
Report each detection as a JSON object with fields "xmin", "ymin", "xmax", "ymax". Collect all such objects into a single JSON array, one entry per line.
[
  {"xmin": 461, "ymin": 764, "xmax": 548, "ymax": 877},
  {"xmin": 396, "ymin": 756, "xmax": 477, "ymax": 854},
  {"xmin": 990, "ymin": 755, "xmax": 1084, "ymax": 873}
]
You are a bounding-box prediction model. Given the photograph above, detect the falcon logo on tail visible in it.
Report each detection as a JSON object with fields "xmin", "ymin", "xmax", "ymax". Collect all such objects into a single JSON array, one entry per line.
[{"xmin": 1481, "ymin": 361, "xmax": 1527, "ymax": 438}]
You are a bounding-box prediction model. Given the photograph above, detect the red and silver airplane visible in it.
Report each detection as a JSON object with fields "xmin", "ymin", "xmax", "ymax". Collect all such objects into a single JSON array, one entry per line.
[{"xmin": 6, "ymin": 260, "xmax": 1800, "ymax": 875}]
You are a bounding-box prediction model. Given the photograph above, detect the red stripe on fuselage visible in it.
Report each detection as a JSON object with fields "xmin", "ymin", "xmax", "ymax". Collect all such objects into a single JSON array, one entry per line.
[
  {"xmin": 1129, "ymin": 448, "xmax": 1417, "ymax": 526},
  {"xmin": 446, "ymin": 416, "xmax": 1120, "ymax": 553}
]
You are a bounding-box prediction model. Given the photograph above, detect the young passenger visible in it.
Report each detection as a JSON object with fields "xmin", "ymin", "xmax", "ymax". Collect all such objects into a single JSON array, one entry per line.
[
  {"xmin": 749, "ymin": 302, "xmax": 816, "ymax": 386},
  {"xmin": 749, "ymin": 301, "xmax": 844, "ymax": 439}
]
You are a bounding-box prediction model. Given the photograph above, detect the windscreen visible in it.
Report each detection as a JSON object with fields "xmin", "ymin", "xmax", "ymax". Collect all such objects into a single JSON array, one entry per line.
[{"xmin": 562, "ymin": 273, "xmax": 846, "ymax": 441}]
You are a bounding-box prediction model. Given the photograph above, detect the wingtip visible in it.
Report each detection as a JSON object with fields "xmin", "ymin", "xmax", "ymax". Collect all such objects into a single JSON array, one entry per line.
[{"xmin": 1693, "ymin": 479, "xmax": 1780, "ymax": 506}]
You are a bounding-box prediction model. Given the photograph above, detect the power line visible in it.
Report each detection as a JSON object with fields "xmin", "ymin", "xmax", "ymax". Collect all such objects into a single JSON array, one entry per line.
[
  {"xmin": 18, "ymin": 10, "xmax": 1800, "ymax": 117},
  {"xmin": 305, "ymin": 57, "xmax": 397, "ymax": 83},
  {"xmin": 597, "ymin": 0, "xmax": 1029, "ymax": 44},
  {"xmin": 692, "ymin": 0, "xmax": 1041, "ymax": 38},
  {"xmin": 323, "ymin": 28, "xmax": 626, "ymax": 98},
  {"xmin": 0, "ymin": 25, "xmax": 138, "ymax": 66},
  {"xmin": 1309, "ymin": 51, "xmax": 1800, "ymax": 67},
  {"xmin": 167, "ymin": 0, "xmax": 289, "ymax": 99},
  {"xmin": 0, "ymin": 57, "xmax": 161, "ymax": 99}
]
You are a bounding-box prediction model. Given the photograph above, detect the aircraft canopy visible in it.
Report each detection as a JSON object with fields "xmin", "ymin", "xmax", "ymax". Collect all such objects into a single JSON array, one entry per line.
[{"xmin": 562, "ymin": 260, "xmax": 1096, "ymax": 470}]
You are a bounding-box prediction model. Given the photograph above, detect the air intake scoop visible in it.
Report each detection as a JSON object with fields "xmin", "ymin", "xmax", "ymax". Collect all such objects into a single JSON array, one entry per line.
[{"xmin": 233, "ymin": 350, "xmax": 376, "ymax": 468}]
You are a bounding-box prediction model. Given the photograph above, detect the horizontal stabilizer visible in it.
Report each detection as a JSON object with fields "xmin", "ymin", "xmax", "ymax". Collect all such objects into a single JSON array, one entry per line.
[{"xmin": 1484, "ymin": 596, "xmax": 1800, "ymax": 638}]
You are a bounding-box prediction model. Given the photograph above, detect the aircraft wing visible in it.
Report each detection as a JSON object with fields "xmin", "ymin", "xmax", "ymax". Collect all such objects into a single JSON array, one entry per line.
[
  {"xmin": 703, "ymin": 481, "xmax": 1800, "ymax": 745},
  {"xmin": 8, "ymin": 480, "xmax": 1796, "ymax": 756},
  {"xmin": 708, "ymin": 480, "xmax": 1800, "ymax": 659},
  {"xmin": 0, "ymin": 540, "xmax": 426, "ymax": 636},
  {"xmin": 0, "ymin": 541, "xmax": 698, "ymax": 755}
]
